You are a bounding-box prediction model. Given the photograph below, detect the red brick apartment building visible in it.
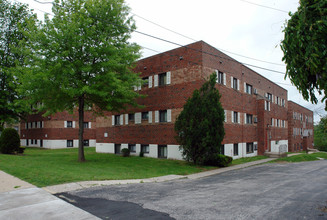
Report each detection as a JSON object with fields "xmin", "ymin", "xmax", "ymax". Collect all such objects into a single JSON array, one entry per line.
[
  {"xmin": 20, "ymin": 111, "xmax": 96, "ymax": 148},
  {"xmin": 288, "ymin": 101, "xmax": 314, "ymax": 152},
  {"xmin": 20, "ymin": 41, "xmax": 314, "ymax": 159}
]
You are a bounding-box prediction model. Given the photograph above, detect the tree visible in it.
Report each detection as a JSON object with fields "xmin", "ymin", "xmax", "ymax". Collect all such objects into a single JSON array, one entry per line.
[
  {"xmin": 0, "ymin": 0, "xmax": 36, "ymax": 129},
  {"xmin": 175, "ymin": 73, "xmax": 225, "ymax": 165},
  {"xmin": 19, "ymin": 0, "xmax": 142, "ymax": 162},
  {"xmin": 0, "ymin": 128, "xmax": 20, "ymax": 154},
  {"xmin": 281, "ymin": 0, "xmax": 327, "ymax": 108},
  {"xmin": 314, "ymin": 116, "xmax": 327, "ymax": 151}
]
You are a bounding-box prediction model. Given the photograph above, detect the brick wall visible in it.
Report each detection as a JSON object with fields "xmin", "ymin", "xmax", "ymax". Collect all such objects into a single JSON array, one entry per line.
[{"xmin": 288, "ymin": 101, "xmax": 314, "ymax": 151}]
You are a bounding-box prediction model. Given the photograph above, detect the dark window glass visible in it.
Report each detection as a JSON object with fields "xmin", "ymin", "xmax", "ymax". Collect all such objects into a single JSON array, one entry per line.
[
  {"xmin": 246, "ymin": 84, "xmax": 252, "ymax": 94},
  {"xmin": 115, "ymin": 115, "xmax": 120, "ymax": 125},
  {"xmin": 83, "ymin": 140, "xmax": 89, "ymax": 146},
  {"xmin": 67, "ymin": 121, "xmax": 73, "ymax": 128},
  {"xmin": 142, "ymin": 112, "xmax": 148, "ymax": 120},
  {"xmin": 158, "ymin": 145, "xmax": 167, "ymax": 158},
  {"xmin": 246, "ymin": 114, "xmax": 253, "ymax": 124},
  {"xmin": 218, "ymin": 71, "xmax": 224, "ymax": 84},
  {"xmin": 233, "ymin": 77, "xmax": 238, "ymax": 90},
  {"xmin": 234, "ymin": 143, "xmax": 238, "ymax": 156},
  {"xmin": 141, "ymin": 144, "xmax": 149, "ymax": 153},
  {"xmin": 128, "ymin": 144, "xmax": 136, "ymax": 152},
  {"xmin": 67, "ymin": 140, "xmax": 73, "ymax": 148},
  {"xmin": 159, "ymin": 73, "xmax": 167, "ymax": 86},
  {"xmin": 129, "ymin": 113, "xmax": 135, "ymax": 121},
  {"xmin": 159, "ymin": 110, "xmax": 167, "ymax": 122},
  {"xmin": 83, "ymin": 122, "xmax": 89, "ymax": 129},
  {"xmin": 246, "ymin": 143, "xmax": 254, "ymax": 154}
]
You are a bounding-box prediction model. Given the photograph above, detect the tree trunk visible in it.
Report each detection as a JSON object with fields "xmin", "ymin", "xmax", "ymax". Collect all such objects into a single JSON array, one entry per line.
[{"xmin": 78, "ymin": 95, "xmax": 85, "ymax": 162}]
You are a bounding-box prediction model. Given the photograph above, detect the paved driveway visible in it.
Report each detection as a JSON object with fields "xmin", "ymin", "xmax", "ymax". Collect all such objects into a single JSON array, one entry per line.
[{"xmin": 57, "ymin": 160, "xmax": 327, "ymax": 220}]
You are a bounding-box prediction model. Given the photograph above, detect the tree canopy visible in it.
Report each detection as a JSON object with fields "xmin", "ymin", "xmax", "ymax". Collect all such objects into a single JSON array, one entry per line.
[
  {"xmin": 18, "ymin": 0, "xmax": 142, "ymax": 162},
  {"xmin": 314, "ymin": 115, "xmax": 327, "ymax": 151},
  {"xmin": 0, "ymin": 0, "xmax": 36, "ymax": 128},
  {"xmin": 175, "ymin": 73, "xmax": 225, "ymax": 165},
  {"xmin": 281, "ymin": 0, "xmax": 327, "ymax": 108}
]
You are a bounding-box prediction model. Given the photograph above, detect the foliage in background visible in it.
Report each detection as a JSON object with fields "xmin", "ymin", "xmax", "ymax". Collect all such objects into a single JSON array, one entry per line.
[
  {"xmin": 18, "ymin": 0, "xmax": 142, "ymax": 162},
  {"xmin": 281, "ymin": 0, "xmax": 327, "ymax": 109},
  {"xmin": 314, "ymin": 116, "xmax": 327, "ymax": 151},
  {"xmin": 175, "ymin": 73, "xmax": 225, "ymax": 165},
  {"xmin": 0, "ymin": 128, "xmax": 20, "ymax": 154},
  {"xmin": 0, "ymin": 0, "xmax": 37, "ymax": 128}
]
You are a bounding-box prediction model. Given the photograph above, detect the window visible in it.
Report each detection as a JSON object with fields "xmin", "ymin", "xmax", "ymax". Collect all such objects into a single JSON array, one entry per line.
[
  {"xmin": 129, "ymin": 113, "xmax": 135, "ymax": 121},
  {"xmin": 83, "ymin": 140, "xmax": 89, "ymax": 146},
  {"xmin": 114, "ymin": 115, "xmax": 120, "ymax": 125},
  {"xmin": 233, "ymin": 111, "xmax": 238, "ymax": 123},
  {"xmin": 34, "ymin": 139, "xmax": 37, "ymax": 145},
  {"xmin": 233, "ymin": 77, "xmax": 238, "ymax": 90},
  {"xmin": 282, "ymin": 99, "xmax": 285, "ymax": 107},
  {"xmin": 217, "ymin": 71, "xmax": 224, "ymax": 84},
  {"xmin": 128, "ymin": 144, "xmax": 136, "ymax": 152},
  {"xmin": 267, "ymin": 93, "xmax": 272, "ymax": 101},
  {"xmin": 142, "ymin": 77, "xmax": 148, "ymax": 87},
  {"xmin": 271, "ymin": 118, "xmax": 274, "ymax": 126},
  {"xmin": 246, "ymin": 143, "xmax": 254, "ymax": 154},
  {"xmin": 83, "ymin": 122, "xmax": 89, "ymax": 129},
  {"xmin": 26, "ymin": 123, "xmax": 29, "ymax": 129},
  {"xmin": 158, "ymin": 145, "xmax": 167, "ymax": 158},
  {"xmin": 246, "ymin": 114, "xmax": 253, "ymax": 124},
  {"xmin": 246, "ymin": 84, "xmax": 252, "ymax": 94},
  {"xmin": 141, "ymin": 112, "xmax": 148, "ymax": 120},
  {"xmin": 265, "ymin": 101, "xmax": 270, "ymax": 111},
  {"xmin": 159, "ymin": 72, "xmax": 167, "ymax": 86},
  {"xmin": 67, "ymin": 121, "xmax": 73, "ymax": 128},
  {"xmin": 276, "ymin": 96, "xmax": 279, "ymax": 105},
  {"xmin": 34, "ymin": 122, "xmax": 37, "ymax": 128},
  {"xmin": 40, "ymin": 121, "xmax": 43, "ymax": 128},
  {"xmin": 26, "ymin": 139, "xmax": 29, "ymax": 146},
  {"xmin": 159, "ymin": 110, "xmax": 167, "ymax": 122},
  {"xmin": 67, "ymin": 140, "xmax": 73, "ymax": 148},
  {"xmin": 31, "ymin": 139, "xmax": 34, "ymax": 144},
  {"xmin": 115, "ymin": 144, "xmax": 121, "ymax": 154},
  {"xmin": 141, "ymin": 144, "xmax": 149, "ymax": 154},
  {"xmin": 220, "ymin": 145, "xmax": 225, "ymax": 155},
  {"xmin": 233, "ymin": 143, "xmax": 238, "ymax": 156},
  {"xmin": 277, "ymin": 119, "xmax": 280, "ymax": 127}
]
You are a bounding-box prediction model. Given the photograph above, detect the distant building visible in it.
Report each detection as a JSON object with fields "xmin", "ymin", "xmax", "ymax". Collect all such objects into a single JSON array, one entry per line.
[
  {"xmin": 287, "ymin": 101, "xmax": 314, "ymax": 152},
  {"xmin": 20, "ymin": 111, "xmax": 96, "ymax": 148},
  {"xmin": 20, "ymin": 41, "xmax": 314, "ymax": 159}
]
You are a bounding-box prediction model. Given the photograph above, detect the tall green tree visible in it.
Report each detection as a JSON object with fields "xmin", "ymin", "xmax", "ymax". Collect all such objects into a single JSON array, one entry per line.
[
  {"xmin": 175, "ymin": 73, "xmax": 225, "ymax": 165},
  {"xmin": 19, "ymin": 0, "xmax": 142, "ymax": 162},
  {"xmin": 0, "ymin": 0, "xmax": 36, "ymax": 129},
  {"xmin": 314, "ymin": 116, "xmax": 327, "ymax": 151},
  {"xmin": 281, "ymin": 0, "xmax": 327, "ymax": 108}
]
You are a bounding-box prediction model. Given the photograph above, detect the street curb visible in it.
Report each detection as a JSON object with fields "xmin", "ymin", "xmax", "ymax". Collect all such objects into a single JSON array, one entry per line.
[{"xmin": 44, "ymin": 158, "xmax": 276, "ymax": 194}]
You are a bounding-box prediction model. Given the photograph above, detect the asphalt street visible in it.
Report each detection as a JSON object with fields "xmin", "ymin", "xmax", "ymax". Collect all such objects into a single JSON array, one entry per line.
[{"xmin": 57, "ymin": 160, "xmax": 327, "ymax": 220}]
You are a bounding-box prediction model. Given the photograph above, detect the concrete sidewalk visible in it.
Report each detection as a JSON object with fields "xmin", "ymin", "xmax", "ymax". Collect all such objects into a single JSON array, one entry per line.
[
  {"xmin": 0, "ymin": 171, "xmax": 99, "ymax": 220},
  {"xmin": 44, "ymin": 157, "xmax": 276, "ymax": 194}
]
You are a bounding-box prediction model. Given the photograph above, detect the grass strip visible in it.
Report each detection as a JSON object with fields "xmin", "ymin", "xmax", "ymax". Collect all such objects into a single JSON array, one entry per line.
[{"xmin": 0, "ymin": 147, "xmax": 213, "ymax": 187}]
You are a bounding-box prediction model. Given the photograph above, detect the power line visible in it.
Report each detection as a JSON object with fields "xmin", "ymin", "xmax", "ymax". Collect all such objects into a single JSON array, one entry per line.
[
  {"xmin": 27, "ymin": 0, "xmax": 287, "ymax": 75},
  {"xmin": 238, "ymin": 0, "xmax": 289, "ymax": 14},
  {"xmin": 33, "ymin": 0, "xmax": 53, "ymax": 4},
  {"xmin": 30, "ymin": 0, "xmax": 287, "ymax": 68},
  {"xmin": 132, "ymin": 11, "xmax": 286, "ymax": 67}
]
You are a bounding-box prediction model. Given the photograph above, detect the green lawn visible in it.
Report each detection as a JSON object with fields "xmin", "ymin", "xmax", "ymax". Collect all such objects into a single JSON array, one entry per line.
[
  {"xmin": 272, "ymin": 152, "xmax": 327, "ymax": 163},
  {"xmin": 231, "ymin": 155, "xmax": 268, "ymax": 165},
  {"xmin": 0, "ymin": 147, "xmax": 215, "ymax": 187}
]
